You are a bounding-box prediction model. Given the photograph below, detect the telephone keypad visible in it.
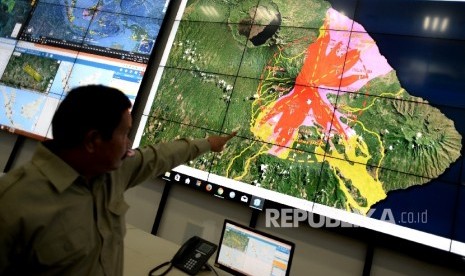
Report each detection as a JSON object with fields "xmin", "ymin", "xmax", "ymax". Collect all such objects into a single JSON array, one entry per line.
[{"xmin": 184, "ymin": 258, "xmax": 197, "ymax": 270}]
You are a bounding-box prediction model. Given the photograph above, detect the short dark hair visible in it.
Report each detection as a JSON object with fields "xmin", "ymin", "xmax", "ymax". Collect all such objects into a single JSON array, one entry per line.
[{"xmin": 52, "ymin": 85, "xmax": 132, "ymax": 149}]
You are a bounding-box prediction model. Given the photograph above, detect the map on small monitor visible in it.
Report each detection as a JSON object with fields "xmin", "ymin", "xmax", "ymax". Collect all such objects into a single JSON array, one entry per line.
[{"xmin": 216, "ymin": 220, "xmax": 294, "ymax": 276}]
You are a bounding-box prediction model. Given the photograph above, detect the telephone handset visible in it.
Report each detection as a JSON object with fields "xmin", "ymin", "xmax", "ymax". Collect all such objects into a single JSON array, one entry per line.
[{"xmin": 171, "ymin": 236, "xmax": 217, "ymax": 275}]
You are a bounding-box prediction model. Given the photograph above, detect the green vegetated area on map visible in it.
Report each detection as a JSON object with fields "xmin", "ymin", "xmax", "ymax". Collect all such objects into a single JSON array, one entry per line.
[
  {"xmin": 223, "ymin": 229, "xmax": 249, "ymax": 252},
  {"xmin": 149, "ymin": 67, "xmax": 233, "ymax": 132},
  {"xmin": 336, "ymin": 70, "xmax": 462, "ymax": 191},
  {"xmin": 314, "ymin": 161, "xmax": 353, "ymax": 210},
  {"xmin": 0, "ymin": 53, "xmax": 59, "ymax": 92},
  {"xmin": 166, "ymin": 21, "xmax": 247, "ymax": 76},
  {"xmin": 209, "ymin": 138, "xmax": 323, "ymax": 201},
  {"xmin": 238, "ymin": 27, "xmax": 318, "ymax": 80},
  {"xmin": 183, "ymin": 0, "xmax": 330, "ymax": 28},
  {"xmin": 140, "ymin": 117, "xmax": 216, "ymax": 171},
  {"xmin": 142, "ymin": 0, "xmax": 462, "ymax": 213}
]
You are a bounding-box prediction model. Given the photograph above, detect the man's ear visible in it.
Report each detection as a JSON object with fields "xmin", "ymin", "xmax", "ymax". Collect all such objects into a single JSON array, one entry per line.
[{"xmin": 83, "ymin": 130, "xmax": 101, "ymax": 153}]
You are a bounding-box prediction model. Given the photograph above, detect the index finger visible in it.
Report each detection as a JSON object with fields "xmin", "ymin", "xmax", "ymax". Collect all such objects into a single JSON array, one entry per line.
[{"xmin": 226, "ymin": 131, "xmax": 237, "ymax": 140}]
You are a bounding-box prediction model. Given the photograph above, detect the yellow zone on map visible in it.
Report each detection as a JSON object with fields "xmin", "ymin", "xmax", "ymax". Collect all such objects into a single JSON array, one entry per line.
[
  {"xmin": 316, "ymin": 135, "xmax": 386, "ymax": 214},
  {"xmin": 23, "ymin": 64, "xmax": 43, "ymax": 82}
]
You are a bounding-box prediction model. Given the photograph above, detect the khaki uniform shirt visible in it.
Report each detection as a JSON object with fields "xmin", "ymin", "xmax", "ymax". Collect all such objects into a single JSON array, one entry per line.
[{"xmin": 0, "ymin": 138, "xmax": 210, "ymax": 276}]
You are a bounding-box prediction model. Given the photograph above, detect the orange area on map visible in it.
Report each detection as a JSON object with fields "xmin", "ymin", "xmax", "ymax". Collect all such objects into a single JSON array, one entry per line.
[{"xmin": 257, "ymin": 23, "xmax": 364, "ymax": 151}]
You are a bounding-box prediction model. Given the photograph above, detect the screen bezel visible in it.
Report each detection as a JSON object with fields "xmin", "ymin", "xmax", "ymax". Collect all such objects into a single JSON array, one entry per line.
[{"xmin": 215, "ymin": 219, "xmax": 295, "ymax": 276}]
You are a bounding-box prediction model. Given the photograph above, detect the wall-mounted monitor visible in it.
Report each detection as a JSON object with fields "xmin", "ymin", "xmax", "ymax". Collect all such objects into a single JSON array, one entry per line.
[
  {"xmin": 0, "ymin": 0, "xmax": 171, "ymax": 139},
  {"xmin": 134, "ymin": 0, "xmax": 465, "ymax": 257}
]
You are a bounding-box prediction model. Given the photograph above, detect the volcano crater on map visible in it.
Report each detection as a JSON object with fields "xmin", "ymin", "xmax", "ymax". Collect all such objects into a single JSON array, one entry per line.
[{"xmin": 237, "ymin": 5, "xmax": 281, "ymax": 46}]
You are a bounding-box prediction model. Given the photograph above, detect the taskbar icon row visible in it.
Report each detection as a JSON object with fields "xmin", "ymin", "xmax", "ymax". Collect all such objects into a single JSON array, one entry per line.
[
  {"xmin": 161, "ymin": 171, "xmax": 265, "ymax": 210},
  {"xmin": 19, "ymin": 34, "xmax": 151, "ymax": 64}
]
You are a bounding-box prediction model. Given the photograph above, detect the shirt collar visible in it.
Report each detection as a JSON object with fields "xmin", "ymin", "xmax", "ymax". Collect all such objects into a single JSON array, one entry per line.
[{"xmin": 31, "ymin": 142, "xmax": 80, "ymax": 193}]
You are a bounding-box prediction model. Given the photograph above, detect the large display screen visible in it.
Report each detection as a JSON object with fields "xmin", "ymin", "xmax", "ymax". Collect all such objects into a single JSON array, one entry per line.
[
  {"xmin": 0, "ymin": 0, "xmax": 170, "ymax": 139},
  {"xmin": 133, "ymin": 0, "xmax": 465, "ymax": 255}
]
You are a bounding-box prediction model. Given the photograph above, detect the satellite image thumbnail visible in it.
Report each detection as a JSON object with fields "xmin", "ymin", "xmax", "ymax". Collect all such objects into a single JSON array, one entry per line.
[
  {"xmin": 141, "ymin": 0, "xmax": 462, "ymax": 216},
  {"xmin": 0, "ymin": 0, "xmax": 33, "ymax": 38},
  {"xmin": 0, "ymin": 52, "xmax": 60, "ymax": 92},
  {"xmin": 223, "ymin": 229, "xmax": 249, "ymax": 252}
]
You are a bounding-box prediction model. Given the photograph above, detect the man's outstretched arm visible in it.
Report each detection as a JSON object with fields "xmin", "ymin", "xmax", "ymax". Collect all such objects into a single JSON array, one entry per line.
[
  {"xmin": 118, "ymin": 132, "xmax": 237, "ymax": 189},
  {"xmin": 207, "ymin": 131, "xmax": 237, "ymax": 152}
]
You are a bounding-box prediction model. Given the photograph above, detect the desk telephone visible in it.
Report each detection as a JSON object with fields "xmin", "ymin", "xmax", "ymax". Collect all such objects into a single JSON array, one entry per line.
[
  {"xmin": 149, "ymin": 236, "xmax": 217, "ymax": 276},
  {"xmin": 172, "ymin": 236, "xmax": 217, "ymax": 274}
]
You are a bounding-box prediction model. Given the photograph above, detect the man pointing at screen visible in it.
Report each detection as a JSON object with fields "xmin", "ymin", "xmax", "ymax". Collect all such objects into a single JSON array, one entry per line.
[{"xmin": 0, "ymin": 85, "xmax": 236, "ymax": 275}]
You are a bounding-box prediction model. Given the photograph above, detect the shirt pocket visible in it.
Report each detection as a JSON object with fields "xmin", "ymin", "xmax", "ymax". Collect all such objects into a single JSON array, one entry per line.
[
  {"xmin": 108, "ymin": 197, "xmax": 129, "ymax": 216},
  {"xmin": 108, "ymin": 197, "xmax": 129, "ymax": 237},
  {"xmin": 35, "ymin": 226, "xmax": 88, "ymax": 266}
]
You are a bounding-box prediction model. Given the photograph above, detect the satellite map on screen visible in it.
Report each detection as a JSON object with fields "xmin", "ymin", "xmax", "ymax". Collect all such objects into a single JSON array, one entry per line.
[
  {"xmin": 84, "ymin": 12, "xmax": 161, "ymax": 54},
  {"xmin": 38, "ymin": 0, "xmax": 168, "ymax": 17},
  {"xmin": 39, "ymin": 0, "xmax": 168, "ymax": 17},
  {"xmin": 66, "ymin": 62, "xmax": 114, "ymax": 90},
  {"xmin": 98, "ymin": 0, "xmax": 169, "ymax": 17},
  {"xmin": 0, "ymin": 0, "xmax": 172, "ymax": 139},
  {"xmin": 0, "ymin": 85, "xmax": 47, "ymax": 132},
  {"xmin": 0, "ymin": 0, "xmax": 33, "ymax": 38},
  {"xmin": 24, "ymin": 2, "xmax": 92, "ymax": 43},
  {"xmin": 25, "ymin": 1, "xmax": 163, "ymax": 55},
  {"xmin": 48, "ymin": 60, "xmax": 74, "ymax": 95},
  {"xmin": 0, "ymin": 52, "xmax": 60, "ymax": 92},
  {"xmin": 38, "ymin": 0, "xmax": 99, "ymax": 8},
  {"xmin": 140, "ymin": 0, "xmax": 462, "ymax": 216}
]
